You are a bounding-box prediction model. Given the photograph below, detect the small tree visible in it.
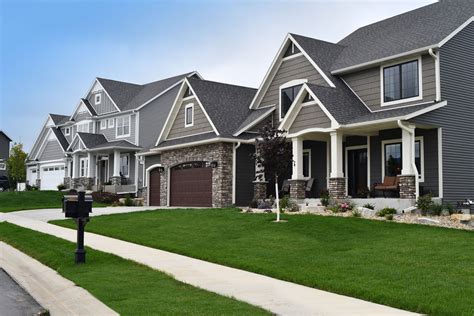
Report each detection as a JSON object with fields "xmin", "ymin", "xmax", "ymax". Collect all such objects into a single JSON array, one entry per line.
[
  {"xmin": 7, "ymin": 143, "xmax": 27, "ymax": 190},
  {"xmin": 253, "ymin": 123, "xmax": 292, "ymax": 221}
]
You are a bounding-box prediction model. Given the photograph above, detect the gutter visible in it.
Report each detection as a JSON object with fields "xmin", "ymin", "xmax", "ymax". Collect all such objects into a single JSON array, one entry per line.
[
  {"xmin": 232, "ymin": 142, "xmax": 241, "ymax": 205},
  {"xmin": 397, "ymin": 120, "xmax": 419, "ymax": 199},
  {"xmin": 428, "ymin": 48, "xmax": 441, "ymax": 101},
  {"xmin": 152, "ymin": 137, "xmax": 255, "ymax": 153}
]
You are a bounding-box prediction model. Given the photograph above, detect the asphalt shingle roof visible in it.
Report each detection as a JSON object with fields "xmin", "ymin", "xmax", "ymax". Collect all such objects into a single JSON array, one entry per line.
[
  {"xmin": 235, "ymin": 106, "xmax": 275, "ymax": 135},
  {"xmin": 81, "ymin": 98, "xmax": 98, "ymax": 116},
  {"xmin": 0, "ymin": 131, "xmax": 12, "ymax": 142},
  {"xmin": 49, "ymin": 114, "xmax": 70, "ymax": 126},
  {"xmin": 77, "ymin": 133, "xmax": 141, "ymax": 150},
  {"xmin": 51, "ymin": 128, "xmax": 69, "ymax": 151},
  {"xmin": 157, "ymin": 131, "xmax": 256, "ymax": 149}
]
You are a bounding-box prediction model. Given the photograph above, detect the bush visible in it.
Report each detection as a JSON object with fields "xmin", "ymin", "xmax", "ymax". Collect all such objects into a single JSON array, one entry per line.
[
  {"xmin": 26, "ymin": 184, "xmax": 38, "ymax": 191},
  {"xmin": 431, "ymin": 203, "xmax": 444, "ymax": 216},
  {"xmin": 124, "ymin": 195, "xmax": 134, "ymax": 207},
  {"xmin": 385, "ymin": 214, "xmax": 394, "ymax": 220},
  {"xmin": 91, "ymin": 191, "xmax": 119, "ymax": 204},
  {"xmin": 320, "ymin": 190, "xmax": 330, "ymax": 207},
  {"xmin": 328, "ymin": 201, "xmax": 355, "ymax": 213},
  {"xmin": 417, "ymin": 194, "xmax": 434, "ymax": 216},
  {"xmin": 279, "ymin": 195, "xmax": 290, "ymax": 211},
  {"xmin": 286, "ymin": 200, "xmax": 300, "ymax": 212},
  {"xmin": 363, "ymin": 203, "xmax": 375, "ymax": 210},
  {"xmin": 57, "ymin": 184, "xmax": 66, "ymax": 191},
  {"xmin": 328, "ymin": 205, "xmax": 340, "ymax": 213},
  {"xmin": 352, "ymin": 209, "xmax": 361, "ymax": 217},
  {"xmin": 377, "ymin": 207, "xmax": 397, "ymax": 217}
]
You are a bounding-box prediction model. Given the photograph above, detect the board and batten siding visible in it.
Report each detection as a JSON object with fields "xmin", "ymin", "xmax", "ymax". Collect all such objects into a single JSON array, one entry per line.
[
  {"xmin": 343, "ymin": 54, "xmax": 436, "ymax": 111},
  {"xmin": 289, "ymin": 104, "xmax": 331, "ymax": 134},
  {"xmin": 98, "ymin": 114, "xmax": 137, "ymax": 144},
  {"xmin": 411, "ymin": 22, "xmax": 474, "ymax": 203},
  {"xmin": 167, "ymin": 98, "xmax": 214, "ymax": 140},
  {"xmin": 87, "ymin": 90, "xmax": 118, "ymax": 115},
  {"xmin": 39, "ymin": 140, "xmax": 64, "ymax": 161}
]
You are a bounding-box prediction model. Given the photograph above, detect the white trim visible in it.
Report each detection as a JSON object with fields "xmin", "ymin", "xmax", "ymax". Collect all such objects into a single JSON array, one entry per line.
[
  {"xmin": 69, "ymin": 99, "xmax": 95, "ymax": 121},
  {"xmin": 340, "ymin": 77, "xmax": 372, "ymax": 113},
  {"xmin": 182, "ymin": 95, "xmax": 194, "ymax": 101},
  {"xmin": 233, "ymin": 106, "xmax": 275, "ymax": 136},
  {"xmin": 165, "ymin": 131, "xmax": 213, "ymax": 142},
  {"xmin": 232, "ymin": 142, "xmax": 241, "ymax": 205},
  {"xmin": 326, "ymin": 140, "xmax": 330, "ymax": 188},
  {"xmin": 152, "ymin": 137, "xmax": 254, "ymax": 153},
  {"xmin": 100, "ymin": 120, "xmax": 107, "ymax": 130},
  {"xmin": 79, "ymin": 157, "xmax": 89, "ymax": 178},
  {"xmin": 380, "ymin": 56, "xmax": 423, "ymax": 107},
  {"xmin": 367, "ymin": 136, "xmax": 371, "ymax": 189},
  {"xmin": 96, "ymin": 78, "xmax": 122, "ymax": 113},
  {"xmin": 94, "ymin": 93, "xmax": 102, "ymax": 105},
  {"xmin": 34, "ymin": 128, "xmax": 52, "ymax": 160},
  {"xmin": 187, "ymin": 81, "xmax": 220, "ymax": 136},
  {"xmin": 64, "ymin": 127, "xmax": 70, "ymax": 136},
  {"xmin": 344, "ymin": 145, "xmax": 369, "ymax": 197},
  {"xmin": 278, "ymin": 79, "xmax": 308, "ymax": 121},
  {"xmin": 286, "ymin": 127, "xmax": 334, "ymax": 139},
  {"xmin": 76, "ymin": 121, "xmax": 90, "ymax": 133},
  {"xmin": 108, "ymin": 118, "xmax": 115, "ymax": 128},
  {"xmin": 281, "ymin": 52, "xmax": 303, "ymax": 61},
  {"xmin": 119, "ymin": 153, "xmax": 130, "ymax": 178},
  {"xmin": 29, "ymin": 116, "xmax": 52, "ymax": 160},
  {"xmin": 135, "ymin": 112, "xmax": 139, "ymax": 145},
  {"xmin": 429, "ymin": 48, "xmax": 441, "ymax": 102},
  {"xmin": 302, "ymin": 148, "xmax": 311, "ymax": 180},
  {"xmin": 146, "ymin": 163, "xmax": 162, "ymax": 206},
  {"xmin": 381, "ymin": 136, "xmax": 424, "ymax": 182},
  {"xmin": 115, "ymin": 115, "xmax": 131, "ymax": 138},
  {"xmin": 437, "ymin": 128, "xmax": 443, "ymax": 199},
  {"xmin": 184, "ymin": 103, "xmax": 194, "ymax": 127},
  {"xmin": 371, "ymin": 100, "xmax": 435, "ymax": 113},
  {"xmin": 438, "ymin": 17, "xmax": 474, "ymax": 47}
]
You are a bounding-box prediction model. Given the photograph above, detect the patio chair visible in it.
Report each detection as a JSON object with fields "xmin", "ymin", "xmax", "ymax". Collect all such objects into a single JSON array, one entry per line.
[{"xmin": 374, "ymin": 176, "xmax": 399, "ymax": 198}]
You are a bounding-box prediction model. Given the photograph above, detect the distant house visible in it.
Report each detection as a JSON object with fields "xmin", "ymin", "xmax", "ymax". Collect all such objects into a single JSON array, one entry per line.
[{"xmin": 0, "ymin": 131, "xmax": 12, "ymax": 177}]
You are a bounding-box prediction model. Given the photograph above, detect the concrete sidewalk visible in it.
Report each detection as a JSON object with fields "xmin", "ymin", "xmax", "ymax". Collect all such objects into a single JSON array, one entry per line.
[
  {"xmin": 2, "ymin": 209, "xmax": 419, "ymax": 316},
  {"xmin": 0, "ymin": 242, "xmax": 117, "ymax": 315}
]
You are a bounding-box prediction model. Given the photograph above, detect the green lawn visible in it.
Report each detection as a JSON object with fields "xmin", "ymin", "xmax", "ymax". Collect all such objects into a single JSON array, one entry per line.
[
  {"xmin": 0, "ymin": 191, "xmax": 107, "ymax": 212},
  {"xmin": 0, "ymin": 222, "xmax": 268, "ymax": 315},
  {"xmin": 53, "ymin": 208, "xmax": 474, "ymax": 316}
]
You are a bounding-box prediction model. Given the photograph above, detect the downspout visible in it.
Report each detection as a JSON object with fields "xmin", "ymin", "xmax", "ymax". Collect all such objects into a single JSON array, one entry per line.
[
  {"xmin": 232, "ymin": 142, "xmax": 241, "ymax": 205},
  {"xmin": 428, "ymin": 48, "xmax": 441, "ymax": 102},
  {"xmin": 397, "ymin": 120, "xmax": 419, "ymax": 199}
]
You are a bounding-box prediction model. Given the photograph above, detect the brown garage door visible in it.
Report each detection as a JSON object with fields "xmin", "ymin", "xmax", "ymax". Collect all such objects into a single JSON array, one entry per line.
[
  {"xmin": 170, "ymin": 162, "xmax": 212, "ymax": 207},
  {"xmin": 149, "ymin": 168, "xmax": 161, "ymax": 206}
]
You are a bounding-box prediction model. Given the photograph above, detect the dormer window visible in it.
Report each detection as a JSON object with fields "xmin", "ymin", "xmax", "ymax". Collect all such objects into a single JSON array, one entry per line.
[
  {"xmin": 185, "ymin": 103, "xmax": 194, "ymax": 127},
  {"xmin": 95, "ymin": 93, "xmax": 102, "ymax": 105},
  {"xmin": 283, "ymin": 42, "xmax": 300, "ymax": 58},
  {"xmin": 382, "ymin": 59, "xmax": 421, "ymax": 105},
  {"xmin": 64, "ymin": 127, "xmax": 70, "ymax": 136}
]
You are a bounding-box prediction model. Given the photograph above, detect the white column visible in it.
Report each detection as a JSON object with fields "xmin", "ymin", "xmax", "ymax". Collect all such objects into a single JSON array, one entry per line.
[
  {"xmin": 401, "ymin": 126, "xmax": 415, "ymax": 175},
  {"xmin": 87, "ymin": 152, "xmax": 95, "ymax": 178},
  {"xmin": 113, "ymin": 150, "xmax": 121, "ymax": 177},
  {"xmin": 72, "ymin": 154, "xmax": 79, "ymax": 178},
  {"xmin": 330, "ymin": 131, "xmax": 344, "ymax": 178},
  {"xmin": 292, "ymin": 137, "xmax": 304, "ymax": 180}
]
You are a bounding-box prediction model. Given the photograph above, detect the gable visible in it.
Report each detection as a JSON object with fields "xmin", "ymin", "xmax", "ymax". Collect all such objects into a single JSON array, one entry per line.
[
  {"xmin": 259, "ymin": 54, "xmax": 329, "ymax": 109},
  {"xmin": 86, "ymin": 89, "xmax": 118, "ymax": 115},
  {"xmin": 73, "ymin": 103, "xmax": 93, "ymax": 121},
  {"xmin": 288, "ymin": 104, "xmax": 331, "ymax": 134},
  {"xmin": 166, "ymin": 97, "xmax": 214, "ymax": 140},
  {"xmin": 39, "ymin": 140, "xmax": 63, "ymax": 161}
]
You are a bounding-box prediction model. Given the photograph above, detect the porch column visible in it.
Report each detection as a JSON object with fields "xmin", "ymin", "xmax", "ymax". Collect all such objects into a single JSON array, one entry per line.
[
  {"xmin": 329, "ymin": 131, "xmax": 346, "ymax": 199},
  {"xmin": 399, "ymin": 124, "xmax": 417, "ymax": 199},
  {"xmin": 111, "ymin": 150, "xmax": 121, "ymax": 186},
  {"xmin": 253, "ymin": 147, "xmax": 267, "ymax": 200},
  {"xmin": 289, "ymin": 137, "xmax": 305, "ymax": 200},
  {"xmin": 86, "ymin": 152, "xmax": 96, "ymax": 188},
  {"xmin": 72, "ymin": 154, "xmax": 79, "ymax": 189}
]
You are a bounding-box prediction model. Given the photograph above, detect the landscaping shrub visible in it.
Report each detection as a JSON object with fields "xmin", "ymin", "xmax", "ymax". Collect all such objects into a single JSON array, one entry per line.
[
  {"xmin": 279, "ymin": 195, "xmax": 290, "ymax": 211},
  {"xmin": 431, "ymin": 203, "xmax": 444, "ymax": 216},
  {"xmin": 124, "ymin": 195, "xmax": 134, "ymax": 207},
  {"xmin": 416, "ymin": 194, "xmax": 434, "ymax": 216},
  {"xmin": 286, "ymin": 200, "xmax": 300, "ymax": 212},
  {"xmin": 363, "ymin": 203, "xmax": 375, "ymax": 210},
  {"xmin": 329, "ymin": 201, "xmax": 355, "ymax": 213},
  {"xmin": 352, "ymin": 209, "xmax": 361, "ymax": 217},
  {"xmin": 57, "ymin": 183, "xmax": 66, "ymax": 191},
  {"xmin": 320, "ymin": 190, "xmax": 330, "ymax": 207},
  {"xmin": 26, "ymin": 184, "xmax": 38, "ymax": 191},
  {"xmin": 377, "ymin": 207, "xmax": 397, "ymax": 217},
  {"xmin": 91, "ymin": 191, "xmax": 118, "ymax": 204}
]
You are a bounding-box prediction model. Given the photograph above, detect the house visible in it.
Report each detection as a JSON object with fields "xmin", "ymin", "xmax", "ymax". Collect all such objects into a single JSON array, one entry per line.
[
  {"xmin": 27, "ymin": 72, "xmax": 202, "ymax": 191},
  {"xmin": 0, "ymin": 131, "xmax": 12, "ymax": 177}
]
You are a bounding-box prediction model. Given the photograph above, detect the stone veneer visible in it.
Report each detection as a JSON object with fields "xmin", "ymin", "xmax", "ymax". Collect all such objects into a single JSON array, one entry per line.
[
  {"xmin": 329, "ymin": 177, "xmax": 346, "ymax": 199},
  {"xmin": 398, "ymin": 175, "xmax": 416, "ymax": 199},
  {"xmin": 71, "ymin": 177, "xmax": 95, "ymax": 190},
  {"xmin": 289, "ymin": 179, "xmax": 306, "ymax": 200},
  {"xmin": 64, "ymin": 177, "xmax": 71, "ymax": 189},
  {"xmin": 253, "ymin": 181, "xmax": 268, "ymax": 200},
  {"xmin": 159, "ymin": 142, "xmax": 233, "ymax": 207},
  {"xmin": 35, "ymin": 179, "xmax": 41, "ymax": 188},
  {"xmin": 110, "ymin": 176, "xmax": 121, "ymax": 186}
]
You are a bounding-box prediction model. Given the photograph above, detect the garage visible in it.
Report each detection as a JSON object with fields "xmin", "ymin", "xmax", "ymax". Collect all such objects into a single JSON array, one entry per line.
[
  {"xmin": 40, "ymin": 164, "xmax": 65, "ymax": 190},
  {"xmin": 148, "ymin": 168, "xmax": 161, "ymax": 206},
  {"xmin": 170, "ymin": 162, "xmax": 212, "ymax": 207}
]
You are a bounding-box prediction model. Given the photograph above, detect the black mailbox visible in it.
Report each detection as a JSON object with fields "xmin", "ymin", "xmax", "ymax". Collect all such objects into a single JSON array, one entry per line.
[{"xmin": 63, "ymin": 192, "xmax": 92, "ymax": 218}]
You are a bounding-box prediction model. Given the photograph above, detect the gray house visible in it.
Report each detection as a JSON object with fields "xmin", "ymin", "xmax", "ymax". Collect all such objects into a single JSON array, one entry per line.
[
  {"xmin": 27, "ymin": 72, "xmax": 202, "ymax": 192},
  {"xmin": 0, "ymin": 131, "xmax": 12, "ymax": 178}
]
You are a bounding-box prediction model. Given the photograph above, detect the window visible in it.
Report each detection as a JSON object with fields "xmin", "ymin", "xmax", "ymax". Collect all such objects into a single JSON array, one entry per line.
[
  {"xmin": 280, "ymin": 84, "xmax": 302, "ymax": 120},
  {"xmin": 77, "ymin": 122, "xmax": 89, "ymax": 133},
  {"xmin": 108, "ymin": 118, "xmax": 114, "ymax": 128},
  {"xmin": 383, "ymin": 138, "xmax": 423, "ymax": 181},
  {"xmin": 80, "ymin": 158, "xmax": 88, "ymax": 177},
  {"xmin": 283, "ymin": 42, "xmax": 300, "ymax": 58},
  {"xmin": 303, "ymin": 149, "xmax": 311, "ymax": 179},
  {"xmin": 116, "ymin": 116, "xmax": 130, "ymax": 137},
  {"xmin": 185, "ymin": 104, "xmax": 194, "ymax": 127},
  {"xmin": 95, "ymin": 93, "xmax": 102, "ymax": 105},
  {"xmin": 120, "ymin": 154, "xmax": 129, "ymax": 177},
  {"xmin": 100, "ymin": 120, "xmax": 107, "ymax": 130},
  {"xmin": 64, "ymin": 127, "xmax": 70, "ymax": 136},
  {"xmin": 383, "ymin": 60, "xmax": 420, "ymax": 104}
]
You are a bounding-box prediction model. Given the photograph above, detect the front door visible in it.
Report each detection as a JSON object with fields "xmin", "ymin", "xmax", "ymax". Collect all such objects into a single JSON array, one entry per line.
[
  {"xmin": 98, "ymin": 159, "xmax": 108, "ymax": 185},
  {"xmin": 347, "ymin": 148, "xmax": 368, "ymax": 197}
]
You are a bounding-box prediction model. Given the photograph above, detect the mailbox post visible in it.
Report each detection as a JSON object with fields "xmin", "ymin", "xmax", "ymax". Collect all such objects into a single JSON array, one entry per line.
[{"xmin": 62, "ymin": 191, "xmax": 92, "ymax": 264}]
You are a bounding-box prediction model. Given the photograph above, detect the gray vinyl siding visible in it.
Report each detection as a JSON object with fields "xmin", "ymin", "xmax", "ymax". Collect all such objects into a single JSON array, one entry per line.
[
  {"xmin": 99, "ymin": 114, "xmax": 136, "ymax": 144},
  {"xmin": 343, "ymin": 54, "xmax": 436, "ymax": 111},
  {"xmin": 61, "ymin": 127, "xmax": 73, "ymax": 143},
  {"xmin": 87, "ymin": 90, "xmax": 117, "ymax": 115},
  {"xmin": 289, "ymin": 105, "xmax": 331, "ymax": 134},
  {"xmin": 74, "ymin": 111, "xmax": 92, "ymax": 122},
  {"xmin": 0, "ymin": 135, "xmax": 9, "ymax": 177},
  {"xmin": 303, "ymin": 140, "xmax": 327, "ymax": 197},
  {"xmin": 39, "ymin": 140, "xmax": 64, "ymax": 161},
  {"xmin": 235, "ymin": 144, "xmax": 255, "ymax": 206},
  {"xmin": 29, "ymin": 126, "xmax": 49, "ymax": 159},
  {"xmin": 167, "ymin": 98, "xmax": 213, "ymax": 139},
  {"xmin": 260, "ymin": 54, "xmax": 329, "ymax": 111},
  {"xmin": 411, "ymin": 22, "xmax": 474, "ymax": 203}
]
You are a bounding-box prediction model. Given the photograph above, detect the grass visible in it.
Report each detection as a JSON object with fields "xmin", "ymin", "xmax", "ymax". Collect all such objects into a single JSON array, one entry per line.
[
  {"xmin": 0, "ymin": 191, "xmax": 107, "ymax": 212},
  {"xmin": 0, "ymin": 222, "xmax": 268, "ymax": 315},
  {"xmin": 52, "ymin": 208, "xmax": 474, "ymax": 316}
]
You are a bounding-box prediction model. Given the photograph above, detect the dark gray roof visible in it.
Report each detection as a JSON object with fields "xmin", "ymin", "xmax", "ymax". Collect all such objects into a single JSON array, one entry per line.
[
  {"xmin": 331, "ymin": 0, "xmax": 474, "ymax": 71},
  {"xmin": 235, "ymin": 106, "xmax": 274, "ymax": 135},
  {"xmin": 76, "ymin": 133, "xmax": 141, "ymax": 151},
  {"xmin": 97, "ymin": 72, "xmax": 194, "ymax": 111},
  {"xmin": 157, "ymin": 131, "xmax": 255, "ymax": 149},
  {"xmin": 49, "ymin": 114, "xmax": 70, "ymax": 126},
  {"xmin": 51, "ymin": 128, "xmax": 69, "ymax": 151},
  {"xmin": 187, "ymin": 78, "xmax": 257, "ymax": 137},
  {"xmin": 0, "ymin": 131, "xmax": 12, "ymax": 142},
  {"xmin": 81, "ymin": 99, "xmax": 97, "ymax": 116}
]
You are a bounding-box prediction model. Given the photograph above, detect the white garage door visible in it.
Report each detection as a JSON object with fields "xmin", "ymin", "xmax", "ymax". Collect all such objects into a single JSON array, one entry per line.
[{"xmin": 40, "ymin": 165, "xmax": 65, "ymax": 190}]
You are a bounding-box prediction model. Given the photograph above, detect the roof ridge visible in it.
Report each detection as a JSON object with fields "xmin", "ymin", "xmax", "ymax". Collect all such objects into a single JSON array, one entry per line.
[
  {"xmin": 290, "ymin": 33, "xmax": 344, "ymax": 47},
  {"xmin": 143, "ymin": 72, "xmax": 195, "ymax": 86},
  {"xmin": 96, "ymin": 77, "xmax": 142, "ymax": 87},
  {"xmin": 188, "ymin": 77, "xmax": 257, "ymax": 91}
]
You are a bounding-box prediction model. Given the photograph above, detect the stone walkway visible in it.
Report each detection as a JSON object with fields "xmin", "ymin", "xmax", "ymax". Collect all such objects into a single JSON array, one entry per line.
[{"xmin": 2, "ymin": 208, "xmax": 420, "ymax": 316}]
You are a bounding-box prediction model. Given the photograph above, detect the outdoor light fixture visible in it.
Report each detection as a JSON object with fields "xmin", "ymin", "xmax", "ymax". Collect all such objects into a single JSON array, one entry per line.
[
  {"xmin": 210, "ymin": 161, "xmax": 218, "ymax": 168},
  {"xmin": 157, "ymin": 166, "xmax": 165, "ymax": 173}
]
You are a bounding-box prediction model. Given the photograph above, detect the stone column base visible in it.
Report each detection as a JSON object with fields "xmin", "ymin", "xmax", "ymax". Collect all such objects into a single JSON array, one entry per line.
[
  {"xmin": 398, "ymin": 175, "xmax": 416, "ymax": 199},
  {"xmin": 289, "ymin": 179, "xmax": 306, "ymax": 200},
  {"xmin": 35, "ymin": 179, "xmax": 41, "ymax": 189},
  {"xmin": 329, "ymin": 177, "xmax": 346, "ymax": 199},
  {"xmin": 64, "ymin": 177, "xmax": 71, "ymax": 189},
  {"xmin": 71, "ymin": 178, "xmax": 80, "ymax": 189},
  {"xmin": 110, "ymin": 176, "xmax": 121, "ymax": 186},
  {"xmin": 253, "ymin": 181, "xmax": 268, "ymax": 200}
]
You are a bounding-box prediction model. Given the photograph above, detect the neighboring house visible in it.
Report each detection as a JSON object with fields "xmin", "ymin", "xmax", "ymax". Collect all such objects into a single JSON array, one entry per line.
[
  {"xmin": 0, "ymin": 131, "xmax": 12, "ymax": 177},
  {"xmin": 234, "ymin": 0, "xmax": 474, "ymax": 204},
  {"xmin": 27, "ymin": 72, "xmax": 202, "ymax": 191}
]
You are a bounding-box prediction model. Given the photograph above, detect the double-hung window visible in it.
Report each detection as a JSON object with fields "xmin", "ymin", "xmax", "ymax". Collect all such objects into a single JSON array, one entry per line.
[
  {"xmin": 77, "ymin": 122, "xmax": 89, "ymax": 133},
  {"xmin": 116, "ymin": 116, "xmax": 130, "ymax": 137},
  {"xmin": 100, "ymin": 120, "xmax": 107, "ymax": 130},
  {"xmin": 185, "ymin": 104, "xmax": 194, "ymax": 127},
  {"xmin": 108, "ymin": 118, "xmax": 114, "ymax": 128},
  {"xmin": 383, "ymin": 59, "xmax": 420, "ymax": 104},
  {"xmin": 120, "ymin": 154, "xmax": 129, "ymax": 177},
  {"xmin": 79, "ymin": 158, "xmax": 88, "ymax": 177}
]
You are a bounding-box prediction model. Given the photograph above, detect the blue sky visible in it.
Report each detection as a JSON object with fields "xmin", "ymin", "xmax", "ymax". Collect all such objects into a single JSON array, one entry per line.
[{"xmin": 0, "ymin": 0, "xmax": 434, "ymax": 151}]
